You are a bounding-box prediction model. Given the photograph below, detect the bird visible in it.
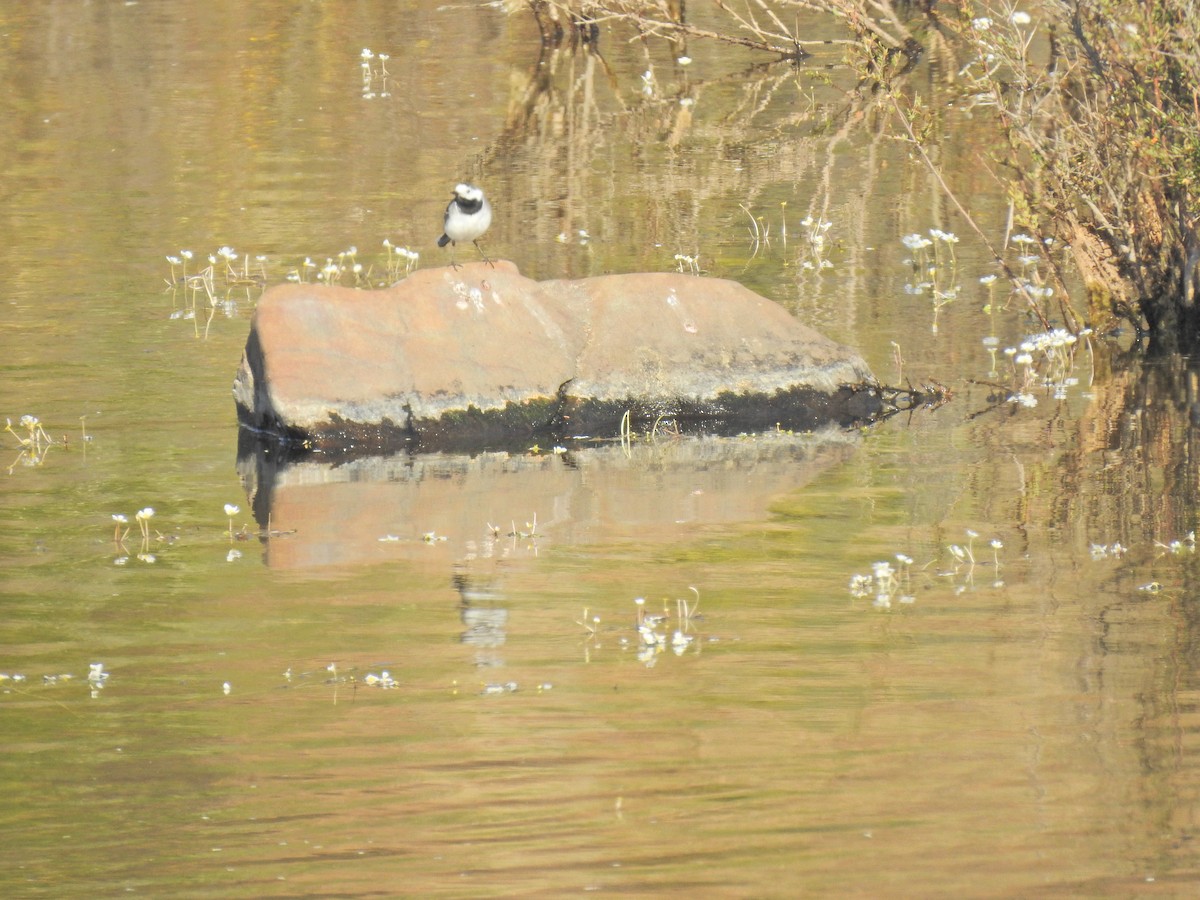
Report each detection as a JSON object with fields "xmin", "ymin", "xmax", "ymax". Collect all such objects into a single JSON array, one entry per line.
[{"xmin": 438, "ymin": 183, "xmax": 493, "ymax": 269}]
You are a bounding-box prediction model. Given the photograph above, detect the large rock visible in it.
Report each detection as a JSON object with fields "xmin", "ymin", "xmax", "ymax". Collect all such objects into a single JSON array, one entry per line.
[{"xmin": 233, "ymin": 261, "xmax": 879, "ymax": 451}]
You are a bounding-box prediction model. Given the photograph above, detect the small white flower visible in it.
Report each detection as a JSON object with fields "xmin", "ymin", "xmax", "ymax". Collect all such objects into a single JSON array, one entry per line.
[
  {"xmin": 112, "ymin": 514, "xmax": 128, "ymax": 524},
  {"xmin": 222, "ymin": 682, "xmax": 232, "ymax": 695},
  {"xmin": 972, "ymin": 16, "xmax": 993, "ymax": 30},
  {"xmin": 1010, "ymin": 11, "xmax": 1032, "ymax": 26},
  {"xmin": 677, "ymin": 56, "xmax": 692, "ymax": 66},
  {"xmin": 224, "ymin": 504, "xmax": 239, "ymax": 516}
]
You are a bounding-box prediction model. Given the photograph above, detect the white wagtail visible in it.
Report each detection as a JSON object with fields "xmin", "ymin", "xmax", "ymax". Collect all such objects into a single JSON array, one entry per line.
[{"xmin": 438, "ymin": 183, "xmax": 493, "ymax": 268}]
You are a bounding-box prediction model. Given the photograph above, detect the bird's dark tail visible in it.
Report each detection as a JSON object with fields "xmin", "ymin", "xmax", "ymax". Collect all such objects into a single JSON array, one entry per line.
[{"xmin": 437, "ymin": 234, "xmax": 451, "ymax": 248}]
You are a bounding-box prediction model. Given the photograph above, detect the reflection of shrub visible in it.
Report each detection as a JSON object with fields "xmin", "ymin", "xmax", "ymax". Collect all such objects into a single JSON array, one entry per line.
[
  {"xmin": 955, "ymin": 2, "xmax": 1200, "ymax": 351},
  {"xmin": 521, "ymin": 0, "xmax": 917, "ymax": 58},
  {"xmin": 521, "ymin": 1, "xmax": 1199, "ymax": 351}
]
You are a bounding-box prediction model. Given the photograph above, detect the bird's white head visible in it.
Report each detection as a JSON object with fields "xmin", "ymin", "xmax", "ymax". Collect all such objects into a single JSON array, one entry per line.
[{"xmin": 454, "ymin": 183, "xmax": 484, "ymax": 202}]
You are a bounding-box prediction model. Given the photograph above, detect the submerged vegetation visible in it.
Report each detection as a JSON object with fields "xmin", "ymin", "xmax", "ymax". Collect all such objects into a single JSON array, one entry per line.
[{"xmin": 518, "ymin": 0, "xmax": 1200, "ymax": 352}]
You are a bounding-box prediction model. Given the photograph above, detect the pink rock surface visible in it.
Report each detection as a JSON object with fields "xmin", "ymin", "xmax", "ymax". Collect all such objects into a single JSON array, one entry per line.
[{"xmin": 233, "ymin": 261, "xmax": 874, "ymax": 447}]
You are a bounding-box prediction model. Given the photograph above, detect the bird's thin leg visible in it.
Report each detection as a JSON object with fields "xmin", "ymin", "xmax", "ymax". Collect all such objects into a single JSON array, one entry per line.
[
  {"xmin": 450, "ymin": 245, "xmax": 461, "ymax": 270},
  {"xmin": 474, "ymin": 240, "xmax": 494, "ymax": 268}
]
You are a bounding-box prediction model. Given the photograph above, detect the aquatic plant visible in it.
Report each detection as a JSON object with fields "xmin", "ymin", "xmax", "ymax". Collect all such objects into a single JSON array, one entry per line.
[
  {"xmin": 223, "ymin": 503, "xmax": 239, "ymax": 539},
  {"xmin": 849, "ymin": 553, "xmax": 915, "ymax": 608},
  {"xmin": 741, "ymin": 202, "xmax": 772, "ymax": 257},
  {"xmin": 164, "ymin": 245, "xmax": 268, "ymax": 340},
  {"xmin": 88, "ymin": 663, "xmax": 109, "ymax": 698},
  {"xmin": 2, "ymin": 664, "xmax": 111, "ymax": 700},
  {"xmin": 360, "ymin": 48, "xmax": 392, "ymax": 99},
  {"xmin": 5, "ymin": 414, "xmax": 57, "ymax": 472},
  {"xmin": 481, "ymin": 681, "xmax": 519, "ymax": 696},
  {"xmin": 576, "ymin": 607, "xmax": 600, "ymax": 637},
  {"xmin": 631, "ymin": 590, "xmax": 703, "ymax": 663},
  {"xmin": 900, "ymin": 228, "xmax": 960, "ymax": 333},
  {"xmin": 852, "ymin": 531, "xmax": 1006, "ymax": 606},
  {"xmin": 1155, "ymin": 532, "xmax": 1197, "ymax": 556},
  {"xmin": 135, "ymin": 507, "xmax": 155, "ymax": 540},
  {"xmin": 362, "ymin": 670, "xmax": 398, "ymax": 689},
  {"xmin": 510, "ymin": 512, "xmax": 538, "ymax": 540},
  {"xmin": 1089, "ymin": 542, "xmax": 1127, "ymax": 560},
  {"xmin": 674, "ymin": 253, "xmax": 700, "ymax": 275},
  {"xmin": 6, "ymin": 414, "xmax": 53, "ymax": 449},
  {"xmin": 942, "ymin": 528, "xmax": 1012, "ymax": 592},
  {"xmin": 103, "ymin": 507, "xmax": 164, "ymax": 563},
  {"xmin": 383, "ymin": 240, "xmax": 420, "ymax": 280},
  {"xmin": 998, "ymin": 327, "xmax": 1091, "ymax": 403},
  {"xmin": 797, "ymin": 215, "xmax": 834, "ymax": 272}
]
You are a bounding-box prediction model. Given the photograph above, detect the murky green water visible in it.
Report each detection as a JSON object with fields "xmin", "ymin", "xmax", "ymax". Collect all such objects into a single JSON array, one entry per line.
[{"xmin": 3, "ymin": 2, "xmax": 1200, "ymax": 896}]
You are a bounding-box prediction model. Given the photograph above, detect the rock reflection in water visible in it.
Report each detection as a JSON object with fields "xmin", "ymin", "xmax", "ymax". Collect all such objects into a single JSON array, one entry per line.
[{"xmin": 234, "ymin": 429, "xmax": 861, "ymax": 569}]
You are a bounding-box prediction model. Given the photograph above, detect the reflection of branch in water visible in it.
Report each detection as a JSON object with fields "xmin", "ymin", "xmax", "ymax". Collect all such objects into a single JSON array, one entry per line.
[
  {"xmin": 527, "ymin": 0, "xmax": 868, "ymax": 58},
  {"xmin": 487, "ymin": 1, "xmax": 972, "ymax": 312},
  {"xmin": 493, "ymin": 40, "xmax": 839, "ymax": 271}
]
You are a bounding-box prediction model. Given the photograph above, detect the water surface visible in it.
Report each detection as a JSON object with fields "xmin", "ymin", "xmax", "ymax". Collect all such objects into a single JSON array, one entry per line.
[{"xmin": 3, "ymin": 2, "xmax": 1200, "ymax": 896}]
